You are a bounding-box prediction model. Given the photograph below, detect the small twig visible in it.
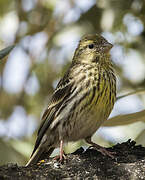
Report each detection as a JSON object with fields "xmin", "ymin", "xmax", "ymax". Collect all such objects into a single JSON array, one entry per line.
[{"xmin": 116, "ymin": 89, "xmax": 145, "ymax": 101}]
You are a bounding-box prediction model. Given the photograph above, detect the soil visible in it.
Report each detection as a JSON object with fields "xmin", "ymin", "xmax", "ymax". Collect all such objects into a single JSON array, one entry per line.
[{"xmin": 0, "ymin": 139, "xmax": 145, "ymax": 180}]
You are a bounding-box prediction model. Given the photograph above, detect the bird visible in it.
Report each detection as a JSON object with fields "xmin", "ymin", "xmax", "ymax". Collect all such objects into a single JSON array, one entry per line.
[{"xmin": 26, "ymin": 34, "xmax": 116, "ymax": 166}]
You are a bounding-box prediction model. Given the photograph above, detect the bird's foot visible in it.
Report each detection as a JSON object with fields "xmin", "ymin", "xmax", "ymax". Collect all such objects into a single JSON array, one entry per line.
[
  {"xmin": 86, "ymin": 137, "xmax": 116, "ymax": 158},
  {"xmin": 53, "ymin": 153, "xmax": 66, "ymax": 163},
  {"xmin": 89, "ymin": 145, "xmax": 116, "ymax": 158},
  {"xmin": 53, "ymin": 140, "xmax": 66, "ymax": 163}
]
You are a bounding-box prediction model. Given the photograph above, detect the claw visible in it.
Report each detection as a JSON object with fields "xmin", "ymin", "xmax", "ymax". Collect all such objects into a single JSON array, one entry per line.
[
  {"xmin": 53, "ymin": 154, "xmax": 66, "ymax": 163},
  {"xmin": 97, "ymin": 147, "xmax": 116, "ymax": 158},
  {"xmin": 86, "ymin": 138, "xmax": 116, "ymax": 159}
]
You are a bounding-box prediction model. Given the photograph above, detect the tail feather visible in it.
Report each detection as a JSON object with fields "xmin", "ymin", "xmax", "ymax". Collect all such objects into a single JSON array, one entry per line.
[{"xmin": 25, "ymin": 147, "xmax": 54, "ymax": 167}]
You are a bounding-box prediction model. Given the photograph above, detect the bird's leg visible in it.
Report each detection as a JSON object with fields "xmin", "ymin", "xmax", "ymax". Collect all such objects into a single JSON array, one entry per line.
[
  {"xmin": 85, "ymin": 137, "xmax": 115, "ymax": 158},
  {"xmin": 59, "ymin": 140, "xmax": 64, "ymax": 161},
  {"xmin": 54, "ymin": 140, "xmax": 66, "ymax": 162}
]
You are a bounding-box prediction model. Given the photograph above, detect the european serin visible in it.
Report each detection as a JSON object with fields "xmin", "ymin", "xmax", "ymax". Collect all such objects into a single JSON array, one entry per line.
[{"xmin": 26, "ymin": 34, "xmax": 116, "ymax": 166}]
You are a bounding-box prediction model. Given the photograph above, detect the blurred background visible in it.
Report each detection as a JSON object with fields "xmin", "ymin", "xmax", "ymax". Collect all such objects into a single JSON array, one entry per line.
[{"xmin": 0, "ymin": 0, "xmax": 145, "ymax": 166}]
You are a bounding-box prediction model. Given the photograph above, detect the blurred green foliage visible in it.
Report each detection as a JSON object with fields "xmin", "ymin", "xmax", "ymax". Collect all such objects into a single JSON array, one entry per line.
[{"xmin": 0, "ymin": 0, "xmax": 145, "ymax": 166}]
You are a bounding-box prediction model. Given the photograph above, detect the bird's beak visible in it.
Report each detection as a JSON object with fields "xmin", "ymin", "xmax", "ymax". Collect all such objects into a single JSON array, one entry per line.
[{"xmin": 102, "ymin": 42, "xmax": 113, "ymax": 53}]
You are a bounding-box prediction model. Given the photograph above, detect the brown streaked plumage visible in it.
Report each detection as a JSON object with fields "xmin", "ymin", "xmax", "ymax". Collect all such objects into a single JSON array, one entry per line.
[{"xmin": 26, "ymin": 34, "xmax": 116, "ymax": 166}]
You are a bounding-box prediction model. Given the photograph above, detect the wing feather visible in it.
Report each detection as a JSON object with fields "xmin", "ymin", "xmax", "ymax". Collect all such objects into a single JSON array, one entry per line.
[{"xmin": 31, "ymin": 78, "xmax": 74, "ymax": 157}]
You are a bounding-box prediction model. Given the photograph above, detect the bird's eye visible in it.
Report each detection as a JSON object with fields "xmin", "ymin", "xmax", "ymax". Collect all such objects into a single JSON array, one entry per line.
[{"xmin": 88, "ymin": 44, "xmax": 94, "ymax": 49}]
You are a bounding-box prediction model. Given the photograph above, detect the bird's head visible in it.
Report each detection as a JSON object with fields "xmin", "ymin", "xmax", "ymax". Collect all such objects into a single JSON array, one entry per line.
[{"xmin": 73, "ymin": 34, "xmax": 113, "ymax": 64}]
